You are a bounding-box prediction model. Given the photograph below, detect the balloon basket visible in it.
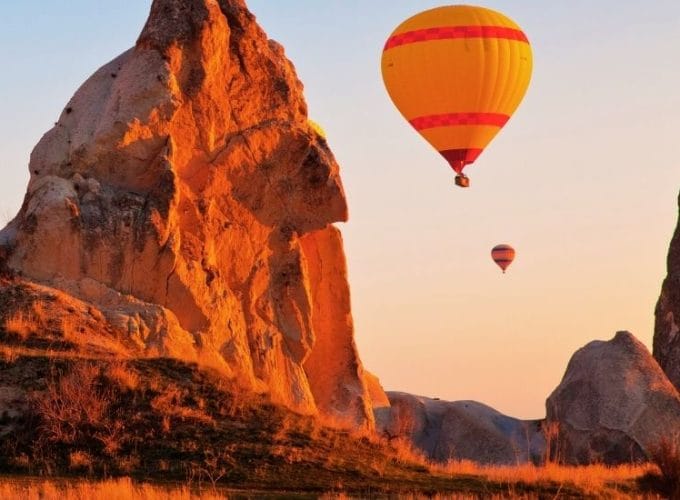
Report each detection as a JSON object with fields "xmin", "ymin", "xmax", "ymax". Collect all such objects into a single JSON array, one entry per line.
[{"xmin": 455, "ymin": 175, "xmax": 470, "ymax": 188}]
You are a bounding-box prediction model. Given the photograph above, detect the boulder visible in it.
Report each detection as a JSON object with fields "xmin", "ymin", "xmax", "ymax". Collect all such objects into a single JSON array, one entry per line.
[
  {"xmin": 546, "ymin": 331, "xmax": 680, "ymax": 464},
  {"xmin": 380, "ymin": 392, "xmax": 545, "ymax": 465}
]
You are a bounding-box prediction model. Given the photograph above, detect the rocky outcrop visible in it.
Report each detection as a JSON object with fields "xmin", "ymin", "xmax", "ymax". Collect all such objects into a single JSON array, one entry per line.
[
  {"xmin": 547, "ymin": 331, "xmax": 680, "ymax": 464},
  {"xmin": 379, "ymin": 392, "xmax": 545, "ymax": 465},
  {"xmin": 363, "ymin": 371, "xmax": 391, "ymax": 410},
  {"xmin": 655, "ymin": 191, "xmax": 680, "ymax": 388},
  {"xmin": 0, "ymin": 0, "xmax": 376, "ymax": 428}
]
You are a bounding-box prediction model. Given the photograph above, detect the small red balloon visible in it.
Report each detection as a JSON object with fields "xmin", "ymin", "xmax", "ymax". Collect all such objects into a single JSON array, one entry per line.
[{"xmin": 491, "ymin": 244, "xmax": 515, "ymax": 273}]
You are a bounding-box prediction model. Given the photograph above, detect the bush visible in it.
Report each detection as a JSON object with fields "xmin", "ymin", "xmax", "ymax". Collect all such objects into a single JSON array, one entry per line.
[{"xmin": 31, "ymin": 363, "xmax": 112, "ymax": 445}]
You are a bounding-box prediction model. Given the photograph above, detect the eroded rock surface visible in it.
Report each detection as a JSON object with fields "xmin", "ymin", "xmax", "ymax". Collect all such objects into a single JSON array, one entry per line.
[
  {"xmin": 547, "ymin": 331, "xmax": 680, "ymax": 464},
  {"xmin": 0, "ymin": 0, "xmax": 376, "ymax": 427},
  {"xmin": 379, "ymin": 392, "xmax": 545, "ymax": 465},
  {"xmin": 655, "ymin": 191, "xmax": 680, "ymax": 389}
]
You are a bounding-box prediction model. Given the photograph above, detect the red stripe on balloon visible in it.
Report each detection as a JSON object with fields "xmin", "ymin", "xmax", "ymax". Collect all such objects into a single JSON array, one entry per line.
[
  {"xmin": 384, "ymin": 25, "xmax": 529, "ymax": 50},
  {"xmin": 410, "ymin": 112, "xmax": 509, "ymax": 131},
  {"xmin": 440, "ymin": 148, "xmax": 483, "ymax": 163},
  {"xmin": 439, "ymin": 148, "xmax": 483, "ymax": 173}
]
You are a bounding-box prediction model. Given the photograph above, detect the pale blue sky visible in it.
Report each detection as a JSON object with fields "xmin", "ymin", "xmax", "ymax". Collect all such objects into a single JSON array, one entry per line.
[{"xmin": 1, "ymin": 2, "xmax": 679, "ymax": 418}]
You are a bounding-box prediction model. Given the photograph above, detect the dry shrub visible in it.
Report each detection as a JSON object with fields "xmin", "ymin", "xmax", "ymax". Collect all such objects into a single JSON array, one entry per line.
[
  {"xmin": 97, "ymin": 420, "xmax": 126, "ymax": 456},
  {"xmin": 12, "ymin": 453, "xmax": 30, "ymax": 469},
  {"xmin": 382, "ymin": 399, "xmax": 420, "ymax": 439},
  {"xmin": 68, "ymin": 450, "xmax": 93, "ymax": 473},
  {"xmin": 150, "ymin": 384, "xmax": 214, "ymax": 428},
  {"xmin": 116, "ymin": 454, "xmax": 141, "ymax": 474},
  {"xmin": 105, "ymin": 362, "xmax": 140, "ymax": 391},
  {"xmin": 161, "ymin": 414, "xmax": 172, "ymax": 434},
  {"xmin": 211, "ymin": 375, "xmax": 254, "ymax": 417},
  {"xmin": 270, "ymin": 444, "xmax": 304, "ymax": 465},
  {"xmin": 0, "ymin": 345, "xmax": 19, "ymax": 363},
  {"xmin": 198, "ymin": 449, "xmax": 231, "ymax": 490},
  {"xmin": 31, "ymin": 363, "xmax": 111, "ymax": 444},
  {"xmin": 3, "ymin": 311, "xmax": 34, "ymax": 341},
  {"xmin": 150, "ymin": 385, "xmax": 182, "ymax": 413},
  {"xmin": 388, "ymin": 436, "xmax": 430, "ymax": 466},
  {"xmin": 541, "ymin": 420, "xmax": 562, "ymax": 464},
  {"xmin": 649, "ymin": 435, "xmax": 680, "ymax": 497},
  {"xmin": 272, "ymin": 412, "xmax": 302, "ymax": 443}
]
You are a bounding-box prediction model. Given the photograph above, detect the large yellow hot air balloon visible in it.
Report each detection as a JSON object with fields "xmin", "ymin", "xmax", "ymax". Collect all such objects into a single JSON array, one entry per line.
[{"xmin": 381, "ymin": 6, "xmax": 532, "ymax": 187}]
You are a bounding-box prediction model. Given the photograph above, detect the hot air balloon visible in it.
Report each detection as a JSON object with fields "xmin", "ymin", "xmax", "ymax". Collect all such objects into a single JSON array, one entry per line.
[
  {"xmin": 491, "ymin": 244, "xmax": 515, "ymax": 273},
  {"xmin": 381, "ymin": 6, "xmax": 533, "ymax": 188}
]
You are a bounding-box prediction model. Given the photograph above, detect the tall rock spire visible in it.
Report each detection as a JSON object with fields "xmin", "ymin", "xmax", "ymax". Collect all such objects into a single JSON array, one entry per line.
[{"xmin": 0, "ymin": 0, "xmax": 375, "ymax": 428}]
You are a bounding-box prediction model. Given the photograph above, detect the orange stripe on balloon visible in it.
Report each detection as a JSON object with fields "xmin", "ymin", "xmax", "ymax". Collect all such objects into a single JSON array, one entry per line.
[
  {"xmin": 384, "ymin": 26, "xmax": 529, "ymax": 51},
  {"xmin": 410, "ymin": 113, "xmax": 509, "ymax": 131}
]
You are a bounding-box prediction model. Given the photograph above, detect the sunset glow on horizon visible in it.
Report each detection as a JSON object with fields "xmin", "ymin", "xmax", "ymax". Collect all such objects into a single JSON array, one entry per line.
[{"xmin": 2, "ymin": 1, "xmax": 679, "ymax": 419}]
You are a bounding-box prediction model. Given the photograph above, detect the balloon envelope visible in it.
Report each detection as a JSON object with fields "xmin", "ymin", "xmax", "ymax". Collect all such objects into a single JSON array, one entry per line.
[
  {"xmin": 381, "ymin": 5, "xmax": 533, "ymax": 176},
  {"xmin": 491, "ymin": 244, "xmax": 515, "ymax": 273}
]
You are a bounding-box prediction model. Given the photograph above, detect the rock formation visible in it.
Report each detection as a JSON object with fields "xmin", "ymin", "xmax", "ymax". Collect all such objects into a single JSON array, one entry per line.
[
  {"xmin": 546, "ymin": 331, "xmax": 680, "ymax": 464},
  {"xmin": 7, "ymin": 0, "xmax": 680, "ymax": 470},
  {"xmin": 655, "ymin": 190, "xmax": 680, "ymax": 388},
  {"xmin": 0, "ymin": 0, "xmax": 380, "ymax": 428},
  {"xmin": 378, "ymin": 392, "xmax": 545, "ymax": 465}
]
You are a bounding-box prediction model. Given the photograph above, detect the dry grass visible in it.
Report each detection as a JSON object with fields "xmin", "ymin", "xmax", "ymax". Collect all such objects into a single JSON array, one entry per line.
[
  {"xmin": 0, "ymin": 344, "xmax": 19, "ymax": 363},
  {"xmin": 3, "ymin": 311, "xmax": 34, "ymax": 341},
  {"xmin": 150, "ymin": 383, "xmax": 215, "ymax": 428},
  {"xmin": 0, "ymin": 354, "xmax": 665, "ymax": 497},
  {"xmin": 382, "ymin": 433, "xmax": 656, "ymax": 497},
  {"xmin": 0, "ymin": 469, "xmax": 658, "ymax": 500},
  {"xmin": 0, "ymin": 477, "xmax": 225, "ymax": 499},
  {"xmin": 433, "ymin": 460, "xmax": 658, "ymax": 497},
  {"xmin": 105, "ymin": 362, "xmax": 140, "ymax": 391}
]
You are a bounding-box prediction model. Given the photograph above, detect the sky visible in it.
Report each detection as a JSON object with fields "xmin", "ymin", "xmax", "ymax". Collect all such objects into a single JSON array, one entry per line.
[{"xmin": 1, "ymin": 1, "xmax": 680, "ymax": 419}]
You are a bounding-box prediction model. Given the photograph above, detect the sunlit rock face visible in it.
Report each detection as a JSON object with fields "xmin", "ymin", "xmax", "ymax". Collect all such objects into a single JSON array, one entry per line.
[
  {"xmin": 378, "ymin": 392, "xmax": 545, "ymax": 465},
  {"xmin": 547, "ymin": 331, "xmax": 680, "ymax": 464},
  {"xmin": 0, "ymin": 0, "xmax": 376, "ymax": 428},
  {"xmin": 654, "ymin": 191, "xmax": 680, "ymax": 389}
]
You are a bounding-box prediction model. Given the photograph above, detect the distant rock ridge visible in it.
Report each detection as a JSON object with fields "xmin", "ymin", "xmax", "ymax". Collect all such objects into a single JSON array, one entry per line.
[{"xmin": 0, "ymin": 0, "xmax": 381, "ymax": 428}]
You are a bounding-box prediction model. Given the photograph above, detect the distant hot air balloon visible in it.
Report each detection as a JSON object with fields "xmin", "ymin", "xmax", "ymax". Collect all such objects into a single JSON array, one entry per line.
[
  {"xmin": 381, "ymin": 6, "xmax": 533, "ymax": 188},
  {"xmin": 491, "ymin": 244, "xmax": 515, "ymax": 273}
]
